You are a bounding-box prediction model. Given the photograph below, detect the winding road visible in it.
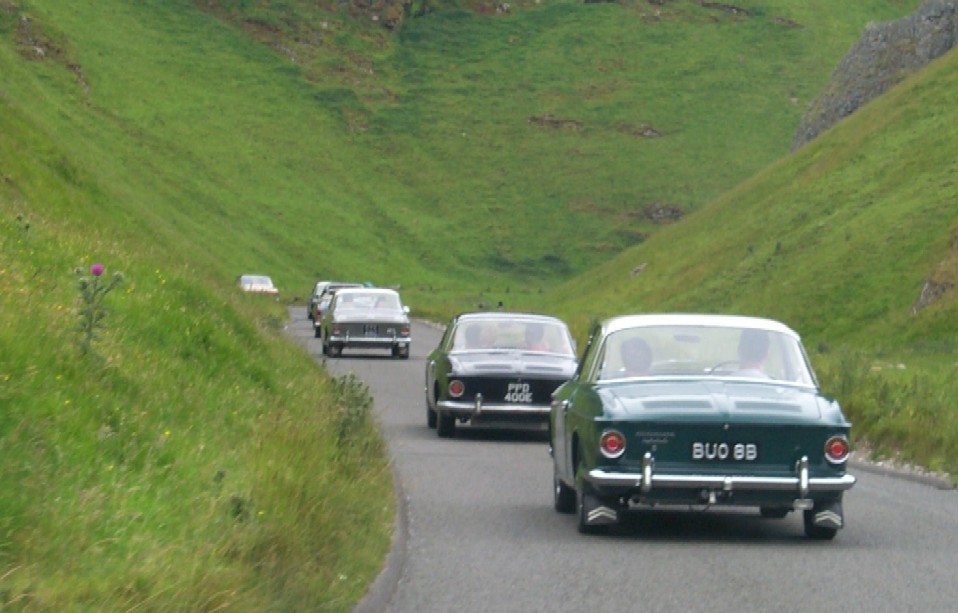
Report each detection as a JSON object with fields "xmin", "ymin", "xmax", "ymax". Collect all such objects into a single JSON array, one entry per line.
[{"xmin": 285, "ymin": 311, "xmax": 958, "ymax": 612}]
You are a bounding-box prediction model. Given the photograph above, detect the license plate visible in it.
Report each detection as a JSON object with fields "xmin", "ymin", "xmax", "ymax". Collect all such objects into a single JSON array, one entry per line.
[
  {"xmin": 363, "ymin": 324, "xmax": 378, "ymax": 336},
  {"xmin": 503, "ymin": 382, "xmax": 533, "ymax": 403},
  {"xmin": 691, "ymin": 442, "xmax": 759, "ymax": 461}
]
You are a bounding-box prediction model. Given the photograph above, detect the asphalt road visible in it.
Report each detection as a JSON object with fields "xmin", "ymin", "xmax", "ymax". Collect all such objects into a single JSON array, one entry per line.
[{"xmin": 285, "ymin": 311, "xmax": 958, "ymax": 613}]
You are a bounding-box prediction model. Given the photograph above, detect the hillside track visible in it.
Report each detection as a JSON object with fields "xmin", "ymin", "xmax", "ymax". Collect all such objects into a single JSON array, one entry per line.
[{"xmin": 285, "ymin": 310, "xmax": 958, "ymax": 613}]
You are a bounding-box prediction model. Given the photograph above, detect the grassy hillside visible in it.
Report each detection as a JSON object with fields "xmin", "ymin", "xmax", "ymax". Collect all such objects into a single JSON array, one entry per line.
[
  {"xmin": 2, "ymin": 0, "xmax": 922, "ymax": 308},
  {"xmin": 353, "ymin": 0, "xmax": 927, "ymax": 308},
  {"xmin": 543, "ymin": 47, "xmax": 958, "ymax": 476},
  {"xmin": 1, "ymin": 0, "xmax": 946, "ymax": 608},
  {"xmin": 1, "ymin": 6, "xmax": 396, "ymax": 606},
  {"xmin": 1, "ymin": 107, "xmax": 394, "ymax": 610}
]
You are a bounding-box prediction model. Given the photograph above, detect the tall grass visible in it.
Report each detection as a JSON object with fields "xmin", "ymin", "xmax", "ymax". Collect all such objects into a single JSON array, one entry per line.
[
  {"xmin": 0, "ymin": 198, "xmax": 392, "ymax": 608},
  {"xmin": 815, "ymin": 349, "xmax": 958, "ymax": 476}
]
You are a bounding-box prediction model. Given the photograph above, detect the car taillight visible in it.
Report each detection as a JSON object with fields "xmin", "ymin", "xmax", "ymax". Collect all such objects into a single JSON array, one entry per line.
[
  {"xmin": 824, "ymin": 436, "xmax": 850, "ymax": 464},
  {"xmin": 448, "ymin": 380, "xmax": 465, "ymax": 398},
  {"xmin": 400, "ymin": 324, "xmax": 410, "ymax": 336},
  {"xmin": 332, "ymin": 324, "xmax": 341, "ymax": 335},
  {"xmin": 599, "ymin": 430, "xmax": 626, "ymax": 459}
]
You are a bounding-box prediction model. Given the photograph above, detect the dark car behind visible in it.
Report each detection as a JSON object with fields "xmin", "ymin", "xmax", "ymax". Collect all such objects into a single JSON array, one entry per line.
[{"xmin": 425, "ymin": 312, "xmax": 577, "ymax": 438}]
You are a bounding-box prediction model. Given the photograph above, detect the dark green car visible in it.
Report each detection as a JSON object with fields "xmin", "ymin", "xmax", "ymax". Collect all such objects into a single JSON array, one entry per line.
[
  {"xmin": 550, "ymin": 314, "xmax": 856, "ymax": 539},
  {"xmin": 426, "ymin": 312, "xmax": 577, "ymax": 438}
]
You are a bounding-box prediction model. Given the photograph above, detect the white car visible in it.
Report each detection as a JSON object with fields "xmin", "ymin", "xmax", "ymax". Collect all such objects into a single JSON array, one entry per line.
[
  {"xmin": 320, "ymin": 288, "xmax": 411, "ymax": 358},
  {"xmin": 307, "ymin": 281, "xmax": 332, "ymax": 320},
  {"xmin": 237, "ymin": 274, "xmax": 278, "ymax": 295},
  {"xmin": 307, "ymin": 280, "xmax": 362, "ymax": 320}
]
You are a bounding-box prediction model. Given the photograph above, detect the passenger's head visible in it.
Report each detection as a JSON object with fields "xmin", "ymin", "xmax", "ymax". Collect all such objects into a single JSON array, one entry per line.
[
  {"xmin": 620, "ymin": 337, "xmax": 653, "ymax": 375},
  {"xmin": 738, "ymin": 329, "xmax": 770, "ymax": 366},
  {"xmin": 464, "ymin": 324, "xmax": 482, "ymax": 349},
  {"xmin": 525, "ymin": 323, "xmax": 544, "ymax": 343}
]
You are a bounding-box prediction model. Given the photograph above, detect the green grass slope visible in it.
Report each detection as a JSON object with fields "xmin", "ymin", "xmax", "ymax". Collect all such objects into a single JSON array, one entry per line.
[
  {"xmin": 545, "ymin": 47, "xmax": 958, "ymax": 476},
  {"xmin": 312, "ymin": 0, "xmax": 926, "ymax": 301},
  {"xmin": 1, "ymin": 103, "xmax": 394, "ymax": 609},
  {"xmin": 2, "ymin": 0, "xmax": 434, "ymax": 292},
  {"xmin": 1, "ymin": 7, "xmax": 395, "ymax": 605},
  {"xmin": 3, "ymin": 0, "xmax": 923, "ymax": 309}
]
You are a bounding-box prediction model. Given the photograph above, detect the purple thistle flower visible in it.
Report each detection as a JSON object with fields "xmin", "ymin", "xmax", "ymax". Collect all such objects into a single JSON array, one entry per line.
[{"xmin": 91, "ymin": 263, "xmax": 105, "ymax": 277}]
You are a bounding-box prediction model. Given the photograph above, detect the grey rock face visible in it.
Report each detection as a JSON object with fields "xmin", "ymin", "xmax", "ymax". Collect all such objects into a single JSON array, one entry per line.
[{"xmin": 793, "ymin": 0, "xmax": 958, "ymax": 150}]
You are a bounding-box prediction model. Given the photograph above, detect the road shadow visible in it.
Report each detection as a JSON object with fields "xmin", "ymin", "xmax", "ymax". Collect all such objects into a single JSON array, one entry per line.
[
  {"xmin": 514, "ymin": 500, "xmax": 850, "ymax": 545},
  {"xmin": 446, "ymin": 424, "xmax": 550, "ymax": 444},
  {"xmin": 607, "ymin": 508, "xmax": 812, "ymax": 543},
  {"xmin": 400, "ymin": 423, "xmax": 550, "ymax": 444},
  {"xmin": 466, "ymin": 502, "xmax": 835, "ymax": 547},
  {"xmin": 542, "ymin": 506, "xmax": 859, "ymax": 545}
]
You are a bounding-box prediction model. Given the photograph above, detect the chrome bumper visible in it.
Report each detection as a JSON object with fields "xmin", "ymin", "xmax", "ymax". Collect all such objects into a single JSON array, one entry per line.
[
  {"xmin": 327, "ymin": 333, "xmax": 410, "ymax": 346},
  {"xmin": 587, "ymin": 454, "xmax": 856, "ymax": 497},
  {"xmin": 437, "ymin": 393, "xmax": 551, "ymax": 417}
]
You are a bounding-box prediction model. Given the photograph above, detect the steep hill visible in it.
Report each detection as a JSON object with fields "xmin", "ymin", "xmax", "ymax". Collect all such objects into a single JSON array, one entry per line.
[
  {"xmin": 549, "ymin": 41, "xmax": 958, "ymax": 349},
  {"xmin": 2, "ymin": 0, "xmax": 923, "ymax": 306},
  {"xmin": 545, "ymin": 43, "xmax": 958, "ymax": 475}
]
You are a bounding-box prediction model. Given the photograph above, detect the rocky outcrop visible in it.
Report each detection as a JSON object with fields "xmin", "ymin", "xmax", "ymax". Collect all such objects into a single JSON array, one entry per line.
[
  {"xmin": 793, "ymin": 0, "xmax": 958, "ymax": 150},
  {"xmin": 910, "ymin": 231, "xmax": 958, "ymax": 315}
]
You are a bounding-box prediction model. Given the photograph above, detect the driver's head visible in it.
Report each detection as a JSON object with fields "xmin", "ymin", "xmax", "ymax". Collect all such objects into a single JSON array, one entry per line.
[
  {"xmin": 620, "ymin": 337, "xmax": 652, "ymax": 374},
  {"xmin": 738, "ymin": 329, "xmax": 770, "ymax": 364}
]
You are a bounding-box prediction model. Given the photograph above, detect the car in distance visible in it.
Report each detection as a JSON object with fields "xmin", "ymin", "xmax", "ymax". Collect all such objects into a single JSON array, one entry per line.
[
  {"xmin": 308, "ymin": 281, "xmax": 373, "ymax": 320},
  {"xmin": 311, "ymin": 282, "xmax": 363, "ymax": 334},
  {"xmin": 550, "ymin": 313, "xmax": 856, "ymax": 539},
  {"xmin": 320, "ymin": 287, "xmax": 411, "ymax": 358},
  {"xmin": 307, "ymin": 281, "xmax": 332, "ymax": 320},
  {"xmin": 425, "ymin": 312, "xmax": 577, "ymax": 438},
  {"xmin": 237, "ymin": 274, "xmax": 278, "ymax": 295}
]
